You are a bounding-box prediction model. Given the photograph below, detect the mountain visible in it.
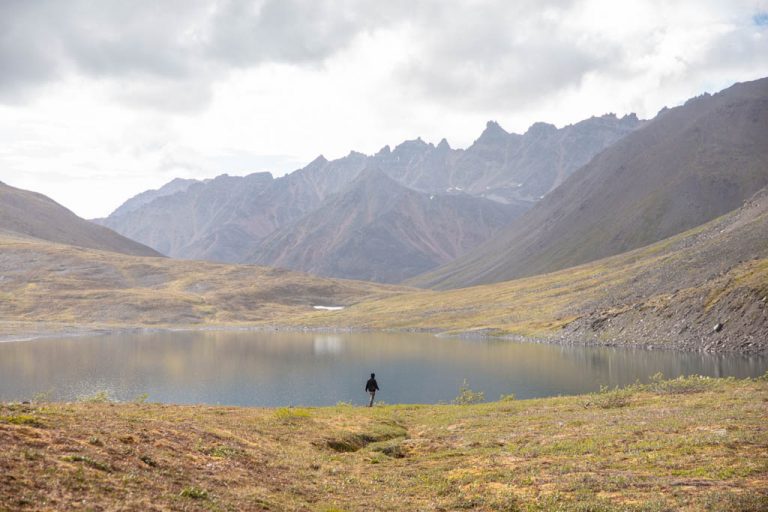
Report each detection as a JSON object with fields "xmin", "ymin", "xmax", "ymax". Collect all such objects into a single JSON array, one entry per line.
[
  {"xmin": 0, "ymin": 181, "xmax": 160, "ymax": 257},
  {"xmin": 96, "ymin": 153, "xmax": 370, "ymax": 261},
  {"xmin": 413, "ymin": 77, "xmax": 768, "ymax": 289},
  {"xmin": 97, "ymin": 114, "xmax": 640, "ymax": 267},
  {"xmin": 105, "ymin": 177, "xmax": 199, "ymax": 218},
  {"xmin": 247, "ymin": 168, "xmax": 527, "ymax": 283}
]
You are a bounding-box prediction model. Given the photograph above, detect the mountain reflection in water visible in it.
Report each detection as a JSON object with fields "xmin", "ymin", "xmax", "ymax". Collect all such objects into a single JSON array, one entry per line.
[{"xmin": 1, "ymin": 331, "xmax": 765, "ymax": 406}]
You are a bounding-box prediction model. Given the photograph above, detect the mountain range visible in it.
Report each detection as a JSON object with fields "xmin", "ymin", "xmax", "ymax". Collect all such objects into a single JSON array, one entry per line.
[
  {"xmin": 414, "ymin": 77, "xmax": 768, "ymax": 289},
  {"xmin": 96, "ymin": 113, "xmax": 641, "ymax": 281}
]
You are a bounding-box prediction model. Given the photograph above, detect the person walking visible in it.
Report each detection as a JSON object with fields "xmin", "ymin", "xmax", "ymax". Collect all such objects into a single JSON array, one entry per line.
[{"xmin": 365, "ymin": 373, "xmax": 379, "ymax": 407}]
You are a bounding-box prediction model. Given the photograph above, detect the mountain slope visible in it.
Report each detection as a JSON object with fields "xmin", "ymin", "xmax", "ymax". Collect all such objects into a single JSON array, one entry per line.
[
  {"xmin": 247, "ymin": 169, "xmax": 527, "ymax": 283},
  {"xmin": 0, "ymin": 181, "xmax": 160, "ymax": 257},
  {"xmin": 304, "ymin": 188, "xmax": 768, "ymax": 352},
  {"xmin": 413, "ymin": 77, "xmax": 768, "ymax": 289}
]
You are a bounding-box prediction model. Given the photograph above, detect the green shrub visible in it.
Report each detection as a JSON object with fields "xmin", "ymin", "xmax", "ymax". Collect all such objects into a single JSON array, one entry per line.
[
  {"xmin": 180, "ymin": 487, "xmax": 208, "ymax": 500},
  {"xmin": 588, "ymin": 385, "xmax": 633, "ymax": 409},
  {"xmin": 274, "ymin": 407, "xmax": 311, "ymax": 421},
  {"xmin": 61, "ymin": 455, "xmax": 111, "ymax": 472},
  {"xmin": 32, "ymin": 389, "xmax": 53, "ymax": 403},
  {"xmin": 77, "ymin": 390, "xmax": 113, "ymax": 403},
  {"xmin": 453, "ymin": 379, "xmax": 485, "ymax": 405},
  {"xmin": 1, "ymin": 414, "xmax": 44, "ymax": 427},
  {"xmin": 649, "ymin": 373, "xmax": 716, "ymax": 395}
]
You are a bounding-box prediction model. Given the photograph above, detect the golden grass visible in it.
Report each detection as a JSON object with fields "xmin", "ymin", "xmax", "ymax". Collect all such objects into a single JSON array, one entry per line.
[
  {"xmin": 1, "ymin": 376, "xmax": 766, "ymax": 511},
  {"xmin": 0, "ymin": 235, "xmax": 408, "ymax": 331}
]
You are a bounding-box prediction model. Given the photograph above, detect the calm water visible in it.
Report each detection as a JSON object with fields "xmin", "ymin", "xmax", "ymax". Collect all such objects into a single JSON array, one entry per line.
[{"xmin": 0, "ymin": 331, "xmax": 765, "ymax": 406}]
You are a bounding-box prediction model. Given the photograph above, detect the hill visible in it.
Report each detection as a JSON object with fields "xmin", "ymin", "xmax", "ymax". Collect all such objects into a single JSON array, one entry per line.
[
  {"xmin": 97, "ymin": 114, "xmax": 640, "ymax": 267},
  {"xmin": 414, "ymin": 77, "xmax": 768, "ymax": 289},
  {"xmin": 0, "ymin": 233, "xmax": 405, "ymax": 330},
  {"xmin": 1, "ymin": 377, "xmax": 766, "ymax": 510},
  {"xmin": 0, "ymin": 181, "xmax": 160, "ymax": 257},
  {"xmin": 247, "ymin": 168, "xmax": 527, "ymax": 283},
  {"xmin": 304, "ymin": 188, "xmax": 768, "ymax": 353}
]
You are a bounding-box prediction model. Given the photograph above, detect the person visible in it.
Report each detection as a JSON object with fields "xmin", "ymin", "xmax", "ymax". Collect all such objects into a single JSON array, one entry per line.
[{"xmin": 365, "ymin": 373, "xmax": 379, "ymax": 407}]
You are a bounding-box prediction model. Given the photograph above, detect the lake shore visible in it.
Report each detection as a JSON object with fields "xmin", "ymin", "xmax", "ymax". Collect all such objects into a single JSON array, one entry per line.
[
  {"xmin": 3, "ymin": 320, "xmax": 766, "ymax": 356},
  {"xmin": 2, "ymin": 376, "xmax": 766, "ymax": 511}
]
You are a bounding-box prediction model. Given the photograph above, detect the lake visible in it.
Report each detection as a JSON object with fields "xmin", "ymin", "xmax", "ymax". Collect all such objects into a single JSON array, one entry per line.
[{"xmin": 1, "ymin": 331, "xmax": 766, "ymax": 406}]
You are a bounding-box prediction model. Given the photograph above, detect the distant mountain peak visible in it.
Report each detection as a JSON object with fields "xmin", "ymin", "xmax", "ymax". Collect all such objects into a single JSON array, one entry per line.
[
  {"xmin": 437, "ymin": 138, "xmax": 451, "ymax": 151},
  {"xmin": 375, "ymin": 145, "xmax": 391, "ymax": 156},
  {"xmin": 475, "ymin": 120, "xmax": 509, "ymax": 144},
  {"xmin": 308, "ymin": 154, "xmax": 328, "ymax": 166},
  {"xmin": 525, "ymin": 122, "xmax": 557, "ymax": 136}
]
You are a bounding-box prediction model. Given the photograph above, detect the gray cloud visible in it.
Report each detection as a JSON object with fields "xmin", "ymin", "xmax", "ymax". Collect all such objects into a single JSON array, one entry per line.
[
  {"xmin": 1, "ymin": 0, "xmax": 765, "ymax": 114},
  {"xmin": 0, "ymin": 0, "xmax": 398, "ymax": 110},
  {"xmin": 394, "ymin": 1, "xmax": 620, "ymax": 111}
]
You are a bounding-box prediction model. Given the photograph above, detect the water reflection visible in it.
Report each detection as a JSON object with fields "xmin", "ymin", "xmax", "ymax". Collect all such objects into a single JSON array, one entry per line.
[{"xmin": 0, "ymin": 331, "xmax": 765, "ymax": 406}]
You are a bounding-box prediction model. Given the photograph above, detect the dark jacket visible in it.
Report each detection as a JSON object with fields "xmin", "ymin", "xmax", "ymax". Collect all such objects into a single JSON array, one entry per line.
[{"xmin": 365, "ymin": 378, "xmax": 379, "ymax": 392}]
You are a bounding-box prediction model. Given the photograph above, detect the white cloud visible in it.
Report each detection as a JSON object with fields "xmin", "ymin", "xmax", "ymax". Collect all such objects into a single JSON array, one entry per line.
[{"xmin": 0, "ymin": 0, "xmax": 766, "ymax": 218}]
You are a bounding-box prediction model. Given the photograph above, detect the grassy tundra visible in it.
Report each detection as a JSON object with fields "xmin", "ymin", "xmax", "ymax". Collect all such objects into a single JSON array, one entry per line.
[{"xmin": 1, "ymin": 376, "xmax": 766, "ymax": 511}]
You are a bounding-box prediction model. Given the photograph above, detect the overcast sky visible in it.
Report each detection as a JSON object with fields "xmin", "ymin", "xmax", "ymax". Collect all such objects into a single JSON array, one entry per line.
[{"xmin": 1, "ymin": 0, "xmax": 767, "ymax": 218}]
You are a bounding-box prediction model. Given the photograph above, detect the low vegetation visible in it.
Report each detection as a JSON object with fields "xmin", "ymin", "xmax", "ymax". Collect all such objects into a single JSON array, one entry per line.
[{"xmin": 1, "ymin": 376, "xmax": 766, "ymax": 511}]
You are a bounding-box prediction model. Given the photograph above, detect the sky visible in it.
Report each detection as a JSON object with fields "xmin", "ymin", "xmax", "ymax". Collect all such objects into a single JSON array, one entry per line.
[{"xmin": 1, "ymin": 0, "xmax": 767, "ymax": 218}]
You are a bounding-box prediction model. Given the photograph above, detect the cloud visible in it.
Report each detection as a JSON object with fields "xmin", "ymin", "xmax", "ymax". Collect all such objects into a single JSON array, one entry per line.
[
  {"xmin": 3, "ymin": 0, "xmax": 766, "ymax": 115},
  {"xmin": 395, "ymin": 1, "xmax": 617, "ymax": 111},
  {"xmin": 0, "ymin": 0, "xmax": 400, "ymax": 111},
  {"xmin": 391, "ymin": 0, "xmax": 768, "ymax": 113}
]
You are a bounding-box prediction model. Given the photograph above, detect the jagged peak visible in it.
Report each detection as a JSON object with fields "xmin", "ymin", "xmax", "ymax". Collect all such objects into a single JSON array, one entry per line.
[
  {"xmin": 474, "ymin": 120, "xmax": 509, "ymax": 144},
  {"xmin": 308, "ymin": 154, "xmax": 328, "ymax": 166},
  {"xmin": 393, "ymin": 137, "xmax": 430, "ymax": 154},
  {"xmin": 437, "ymin": 138, "xmax": 451, "ymax": 151},
  {"xmin": 244, "ymin": 171, "xmax": 274, "ymax": 180},
  {"xmin": 525, "ymin": 121, "xmax": 557, "ymax": 135},
  {"xmin": 375, "ymin": 145, "xmax": 391, "ymax": 156},
  {"xmin": 483, "ymin": 120, "xmax": 508, "ymax": 134}
]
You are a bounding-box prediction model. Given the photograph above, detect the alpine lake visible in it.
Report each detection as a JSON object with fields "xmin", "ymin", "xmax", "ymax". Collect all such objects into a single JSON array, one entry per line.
[{"xmin": 1, "ymin": 331, "xmax": 766, "ymax": 406}]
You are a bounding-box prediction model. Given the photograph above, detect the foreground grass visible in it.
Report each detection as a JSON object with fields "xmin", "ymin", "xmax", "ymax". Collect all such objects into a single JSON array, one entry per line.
[{"xmin": 1, "ymin": 377, "xmax": 766, "ymax": 511}]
